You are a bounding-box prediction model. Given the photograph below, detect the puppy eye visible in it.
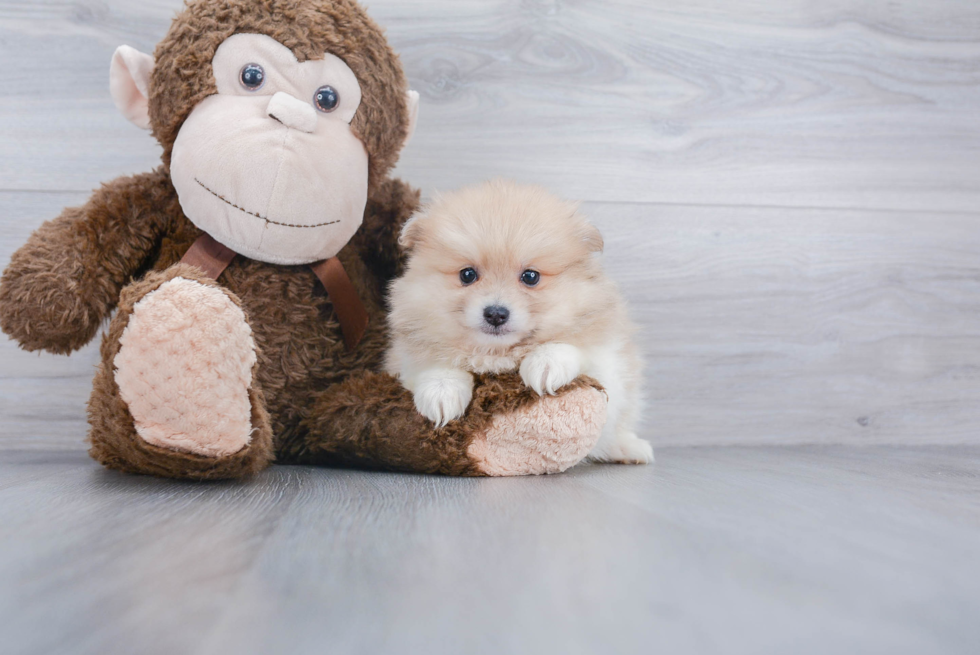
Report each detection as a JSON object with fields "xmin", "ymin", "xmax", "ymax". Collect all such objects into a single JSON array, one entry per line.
[
  {"xmin": 459, "ymin": 268, "xmax": 479, "ymax": 285},
  {"xmin": 520, "ymin": 270, "xmax": 541, "ymax": 287},
  {"xmin": 240, "ymin": 64, "xmax": 265, "ymax": 90},
  {"xmin": 314, "ymin": 85, "xmax": 340, "ymax": 112}
]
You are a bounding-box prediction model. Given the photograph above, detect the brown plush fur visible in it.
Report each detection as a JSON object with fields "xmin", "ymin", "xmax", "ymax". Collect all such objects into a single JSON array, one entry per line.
[
  {"xmin": 88, "ymin": 265, "xmax": 275, "ymax": 479},
  {"xmin": 150, "ymin": 0, "xmax": 410, "ymax": 191},
  {"xmin": 0, "ymin": 170, "xmax": 177, "ymax": 354},
  {"xmin": 0, "ymin": 0, "xmax": 605, "ymax": 480},
  {"xmin": 297, "ymin": 372, "xmax": 602, "ymax": 476}
]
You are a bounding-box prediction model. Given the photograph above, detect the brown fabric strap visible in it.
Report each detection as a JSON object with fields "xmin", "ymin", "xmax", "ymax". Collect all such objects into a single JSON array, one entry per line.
[
  {"xmin": 310, "ymin": 256, "xmax": 370, "ymax": 351},
  {"xmin": 180, "ymin": 234, "xmax": 368, "ymax": 351},
  {"xmin": 179, "ymin": 233, "xmax": 237, "ymax": 280}
]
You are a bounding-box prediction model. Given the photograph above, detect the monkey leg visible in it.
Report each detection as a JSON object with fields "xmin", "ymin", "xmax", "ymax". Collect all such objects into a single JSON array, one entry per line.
[
  {"xmin": 295, "ymin": 371, "xmax": 607, "ymax": 476},
  {"xmin": 87, "ymin": 265, "xmax": 274, "ymax": 479}
]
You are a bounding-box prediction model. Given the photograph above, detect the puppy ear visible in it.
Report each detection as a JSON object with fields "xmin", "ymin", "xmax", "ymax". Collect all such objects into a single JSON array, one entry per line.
[
  {"xmin": 398, "ymin": 213, "xmax": 424, "ymax": 250},
  {"xmin": 580, "ymin": 222, "xmax": 604, "ymax": 253}
]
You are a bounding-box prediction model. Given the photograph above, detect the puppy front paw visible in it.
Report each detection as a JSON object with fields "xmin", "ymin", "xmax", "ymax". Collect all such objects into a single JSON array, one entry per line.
[
  {"xmin": 520, "ymin": 343, "xmax": 582, "ymax": 396},
  {"xmin": 413, "ymin": 369, "xmax": 474, "ymax": 428},
  {"xmin": 590, "ymin": 432, "xmax": 654, "ymax": 465}
]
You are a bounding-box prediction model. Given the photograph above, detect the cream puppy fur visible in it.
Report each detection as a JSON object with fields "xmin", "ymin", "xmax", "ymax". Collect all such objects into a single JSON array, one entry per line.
[{"xmin": 385, "ymin": 180, "xmax": 652, "ymax": 464}]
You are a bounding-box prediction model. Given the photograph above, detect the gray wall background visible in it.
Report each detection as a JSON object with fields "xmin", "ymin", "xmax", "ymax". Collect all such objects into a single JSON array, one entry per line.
[{"xmin": 2, "ymin": 0, "xmax": 979, "ymax": 449}]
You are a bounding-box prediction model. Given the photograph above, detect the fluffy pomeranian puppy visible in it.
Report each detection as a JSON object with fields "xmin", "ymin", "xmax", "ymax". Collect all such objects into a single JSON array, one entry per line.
[{"xmin": 385, "ymin": 179, "xmax": 652, "ymax": 464}]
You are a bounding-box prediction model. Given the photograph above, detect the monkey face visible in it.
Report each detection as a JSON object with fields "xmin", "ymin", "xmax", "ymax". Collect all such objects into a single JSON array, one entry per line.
[{"xmin": 168, "ymin": 34, "xmax": 370, "ymax": 265}]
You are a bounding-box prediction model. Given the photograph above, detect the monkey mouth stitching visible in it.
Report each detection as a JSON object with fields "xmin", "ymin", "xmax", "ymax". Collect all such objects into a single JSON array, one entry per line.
[{"xmin": 194, "ymin": 178, "xmax": 340, "ymax": 229}]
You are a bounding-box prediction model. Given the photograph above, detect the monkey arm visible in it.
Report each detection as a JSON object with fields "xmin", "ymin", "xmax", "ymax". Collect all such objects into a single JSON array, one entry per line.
[
  {"xmin": 296, "ymin": 370, "xmax": 478, "ymax": 475},
  {"xmin": 295, "ymin": 371, "xmax": 606, "ymax": 476},
  {"xmin": 351, "ymin": 177, "xmax": 421, "ymax": 283},
  {"xmin": 0, "ymin": 168, "xmax": 176, "ymax": 354}
]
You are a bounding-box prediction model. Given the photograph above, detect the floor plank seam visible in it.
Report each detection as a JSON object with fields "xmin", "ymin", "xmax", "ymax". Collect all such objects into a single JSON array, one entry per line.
[{"xmin": 4, "ymin": 189, "xmax": 980, "ymax": 218}]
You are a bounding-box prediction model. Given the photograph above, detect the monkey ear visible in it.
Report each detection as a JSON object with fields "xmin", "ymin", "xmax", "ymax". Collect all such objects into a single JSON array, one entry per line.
[
  {"xmin": 109, "ymin": 45, "xmax": 155, "ymax": 130},
  {"xmin": 403, "ymin": 90, "xmax": 420, "ymax": 146}
]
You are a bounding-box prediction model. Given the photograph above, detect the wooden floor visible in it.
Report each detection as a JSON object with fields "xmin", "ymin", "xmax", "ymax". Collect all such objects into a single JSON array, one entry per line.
[
  {"xmin": 1, "ymin": 446, "xmax": 978, "ymax": 655},
  {"xmin": 2, "ymin": 1, "xmax": 979, "ymax": 653}
]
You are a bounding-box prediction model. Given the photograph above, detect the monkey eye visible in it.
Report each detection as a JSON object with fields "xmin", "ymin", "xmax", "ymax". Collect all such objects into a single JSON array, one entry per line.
[
  {"xmin": 314, "ymin": 85, "xmax": 340, "ymax": 112},
  {"xmin": 240, "ymin": 63, "xmax": 265, "ymax": 90},
  {"xmin": 459, "ymin": 268, "xmax": 479, "ymax": 286},
  {"xmin": 520, "ymin": 270, "xmax": 541, "ymax": 287}
]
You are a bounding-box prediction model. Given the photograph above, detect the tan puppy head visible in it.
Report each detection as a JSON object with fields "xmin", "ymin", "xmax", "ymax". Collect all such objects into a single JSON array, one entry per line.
[{"xmin": 391, "ymin": 179, "xmax": 608, "ymax": 356}]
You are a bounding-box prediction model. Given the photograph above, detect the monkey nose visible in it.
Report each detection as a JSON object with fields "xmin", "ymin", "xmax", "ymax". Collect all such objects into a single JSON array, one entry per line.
[{"xmin": 266, "ymin": 92, "xmax": 318, "ymax": 134}]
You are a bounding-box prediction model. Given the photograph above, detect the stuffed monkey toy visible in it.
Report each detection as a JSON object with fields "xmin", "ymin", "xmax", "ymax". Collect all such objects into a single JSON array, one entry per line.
[{"xmin": 0, "ymin": 0, "xmax": 607, "ymax": 479}]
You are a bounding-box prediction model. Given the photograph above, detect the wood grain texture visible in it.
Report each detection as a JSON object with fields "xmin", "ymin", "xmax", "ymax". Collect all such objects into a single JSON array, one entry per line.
[
  {"xmin": 589, "ymin": 202, "xmax": 980, "ymax": 447},
  {"xmin": 0, "ymin": 192, "xmax": 99, "ymax": 449},
  {"xmin": 3, "ymin": 1, "xmax": 979, "ymax": 450},
  {"xmin": 1, "ymin": 0, "xmax": 979, "ymax": 210},
  {"xmin": 1, "ymin": 446, "xmax": 977, "ymax": 655},
  {"xmin": 2, "ymin": 4, "xmax": 978, "ymax": 654},
  {"xmin": 3, "ymin": 192, "xmax": 980, "ymax": 449}
]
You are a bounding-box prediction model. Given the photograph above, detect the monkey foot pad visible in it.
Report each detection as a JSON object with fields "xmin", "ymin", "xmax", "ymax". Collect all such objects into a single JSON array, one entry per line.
[
  {"xmin": 468, "ymin": 385, "xmax": 608, "ymax": 476},
  {"xmin": 113, "ymin": 277, "xmax": 257, "ymax": 457}
]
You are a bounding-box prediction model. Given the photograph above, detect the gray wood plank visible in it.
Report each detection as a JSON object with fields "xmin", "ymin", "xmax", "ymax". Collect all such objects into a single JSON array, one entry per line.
[
  {"xmin": 1, "ymin": 0, "xmax": 979, "ymax": 211},
  {"xmin": 1, "ymin": 446, "xmax": 977, "ymax": 655},
  {"xmin": 0, "ymin": 451, "xmax": 306, "ymax": 655},
  {"xmin": 4, "ymin": 192, "xmax": 979, "ymax": 449},
  {"xmin": 589, "ymin": 202, "xmax": 980, "ymax": 447},
  {"xmin": 0, "ymin": 192, "xmax": 100, "ymax": 450}
]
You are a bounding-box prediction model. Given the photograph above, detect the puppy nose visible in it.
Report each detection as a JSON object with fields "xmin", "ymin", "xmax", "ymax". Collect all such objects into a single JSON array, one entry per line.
[
  {"xmin": 266, "ymin": 91, "xmax": 317, "ymax": 133},
  {"xmin": 483, "ymin": 305, "xmax": 510, "ymax": 327}
]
